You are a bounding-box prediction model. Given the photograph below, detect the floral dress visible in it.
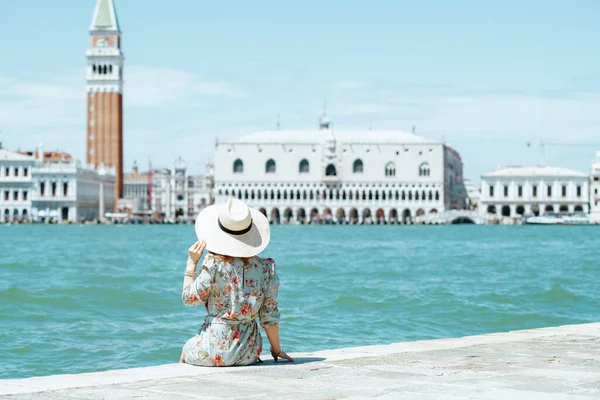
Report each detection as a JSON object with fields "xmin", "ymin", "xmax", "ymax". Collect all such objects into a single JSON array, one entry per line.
[{"xmin": 181, "ymin": 253, "xmax": 280, "ymax": 366}]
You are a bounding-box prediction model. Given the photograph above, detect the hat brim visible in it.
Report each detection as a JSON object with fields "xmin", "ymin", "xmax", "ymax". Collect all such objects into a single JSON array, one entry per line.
[{"xmin": 195, "ymin": 204, "xmax": 270, "ymax": 258}]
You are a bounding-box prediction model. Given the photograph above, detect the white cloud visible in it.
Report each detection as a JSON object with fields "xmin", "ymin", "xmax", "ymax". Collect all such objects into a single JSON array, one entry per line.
[{"xmin": 125, "ymin": 66, "xmax": 250, "ymax": 107}]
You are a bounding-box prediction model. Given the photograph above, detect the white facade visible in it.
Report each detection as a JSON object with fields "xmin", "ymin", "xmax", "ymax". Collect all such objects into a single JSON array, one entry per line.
[
  {"xmin": 464, "ymin": 179, "xmax": 481, "ymax": 211},
  {"xmin": 590, "ymin": 152, "xmax": 600, "ymax": 218},
  {"xmin": 0, "ymin": 149, "xmax": 36, "ymax": 222},
  {"xmin": 213, "ymin": 116, "xmax": 466, "ymax": 224},
  {"xmin": 31, "ymin": 158, "xmax": 115, "ymax": 222},
  {"xmin": 480, "ymin": 166, "xmax": 589, "ymax": 218},
  {"xmin": 151, "ymin": 158, "xmax": 213, "ymax": 222},
  {"xmin": 122, "ymin": 161, "xmax": 151, "ymax": 213}
]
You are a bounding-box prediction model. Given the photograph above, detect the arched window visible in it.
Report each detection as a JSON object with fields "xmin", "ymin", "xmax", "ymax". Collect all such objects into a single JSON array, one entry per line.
[
  {"xmin": 270, "ymin": 190, "xmax": 275, "ymax": 200},
  {"xmin": 435, "ymin": 191, "xmax": 440, "ymax": 200},
  {"xmin": 401, "ymin": 191, "xmax": 405, "ymax": 200},
  {"xmin": 283, "ymin": 190, "xmax": 288, "ymax": 200},
  {"xmin": 244, "ymin": 190, "xmax": 249, "ymax": 200},
  {"xmin": 353, "ymin": 159, "xmax": 364, "ymax": 173},
  {"xmin": 349, "ymin": 191, "xmax": 353, "ymax": 200},
  {"xmin": 408, "ymin": 191, "xmax": 413, "ymax": 200},
  {"xmin": 303, "ymin": 190, "xmax": 307, "ymax": 200},
  {"xmin": 382, "ymin": 191, "xmax": 386, "ymax": 200},
  {"xmin": 102, "ymin": 65, "xmax": 107, "ymax": 74},
  {"xmin": 375, "ymin": 191, "xmax": 379, "ymax": 200},
  {"xmin": 108, "ymin": 65, "xmax": 113, "ymax": 74},
  {"xmin": 251, "ymin": 190, "xmax": 255, "ymax": 200},
  {"xmin": 310, "ymin": 191, "xmax": 314, "ymax": 200},
  {"xmin": 326, "ymin": 164, "xmax": 337, "ymax": 176},
  {"xmin": 385, "ymin": 162, "xmax": 396, "ymax": 177},
  {"xmin": 299, "ymin": 159, "xmax": 309, "ymax": 173},
  {"xmin": 343, "ymin": 191, "xmax": 347, "ymax": 200},
  {"xmin": 277, "ymin": 190, "xmax": 281, "ymax": 200},
  {"xmin": 415, "ymin": 191, "xmax": 420, "ymax": 200},
  {"xmin": 238, "ymin": 191, "xmax": 243, "ymax": 200},
  {"xmin": 257, "ymin": 190, "xmax": 261, "ymax": 200},
  {"xmin": 428, "ymin": 191, "xmax": 433, "ymax": 200},
  {"xmin": 368, "ymin": 191, "xmax": 373, "ymax": 200},
  {"xmin": 266, "ymin": 159, "xmax": 276, "ymax": 173},
  {"xmin": 233, "ymin": 159, "xmax": 243, "ymax": 173},
  {"xmin": 225, "ymin": 189, "xmax": 229, "ymax": 196},
  {"xmin": 93, "ymin": 65, "xmax": 97, "ymax": 73},
  {"xmin": 419, "ymin": 162, "xmax": 430, "ymax": 177},
  {"xmin": 422, "ymin": 190, "xmax": 426, "ymax": 200},
  {"xmin": 362, "ymin": 191, "xmax": 366, "ymax": 200}
]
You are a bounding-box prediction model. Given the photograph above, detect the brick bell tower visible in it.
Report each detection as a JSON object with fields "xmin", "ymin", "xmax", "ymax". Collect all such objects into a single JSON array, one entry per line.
[{"xmin": 86, "ymin": 0, "xmax": 124, "ymax": 205}]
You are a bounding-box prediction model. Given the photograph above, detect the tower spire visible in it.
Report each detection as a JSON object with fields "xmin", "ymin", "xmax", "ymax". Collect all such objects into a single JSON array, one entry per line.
[
  {"xmin": 90, "ymin": 0, "xmax": 120, "ymax": 32},
  {"xmin": 319, "ymin": 101, "xmax": 331, "ymax": 130}
]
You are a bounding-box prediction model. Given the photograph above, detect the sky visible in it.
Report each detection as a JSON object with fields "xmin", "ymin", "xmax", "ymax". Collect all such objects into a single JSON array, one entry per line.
[{"xmin": 1, "ymin": 0, "xmax": 599, "ymax": 180}]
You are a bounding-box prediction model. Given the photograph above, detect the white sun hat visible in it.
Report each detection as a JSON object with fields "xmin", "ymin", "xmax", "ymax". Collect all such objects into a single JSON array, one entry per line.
[{"xmin": 195, "ymin": 198, "xmax": 271, "ymax": 257}]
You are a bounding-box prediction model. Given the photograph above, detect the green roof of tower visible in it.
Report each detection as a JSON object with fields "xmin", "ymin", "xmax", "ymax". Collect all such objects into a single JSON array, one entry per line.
[{"xmin": 91, "ymin": 0, "xmax": 120, "ymax": 31}]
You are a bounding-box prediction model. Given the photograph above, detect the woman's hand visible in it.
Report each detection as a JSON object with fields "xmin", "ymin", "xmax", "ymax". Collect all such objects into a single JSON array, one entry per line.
[
  {"xmin": 270, "ymin": 348, "xmax": 294, "ymax": 363},
  {"xmin": 187, "ymin": 240, "xmax": 206, "ymax": 266}
]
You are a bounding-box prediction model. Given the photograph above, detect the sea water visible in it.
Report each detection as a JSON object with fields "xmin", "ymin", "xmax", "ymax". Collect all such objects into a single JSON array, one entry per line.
[{"xmin": 1, "ymin": 224, "xmax": 598, "ymax": 378}]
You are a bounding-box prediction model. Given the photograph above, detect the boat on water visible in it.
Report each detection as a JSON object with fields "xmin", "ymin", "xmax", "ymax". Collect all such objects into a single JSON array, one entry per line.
[{"xmin": 523, "ymin": 212, "xmax": 597, "ymax": 225}]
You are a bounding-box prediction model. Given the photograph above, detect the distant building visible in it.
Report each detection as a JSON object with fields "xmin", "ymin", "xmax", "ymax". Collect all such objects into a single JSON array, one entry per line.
[
  {"xmin": 213, "ymin": 113, "xmax": 466, "ymax": 224},
  {"xmin": 150, "ymin": 157, "xmax": 213, "ymax": 222},
  {"xmin": 86, "ymin": 0, "xmax": 125, "ymax": 205},
  {"xmin": 0, "ymin": 147, "xmax": 36, "ymax": 222},
  {"xmin": 30, "ymin": 151, "xmax": 115, "ymax": 222},
  {"xmin": 590, "ymin": 152, "xmax": 600, "ymax": 219},
  {"xmin": 480, "ymin": 165, "xmax": 589, "ymax": 218},
  {"xmin": 0, "ymin": 146, "xmax": 114, "ymax": 223},
  {"xmin": 463, "ymin": 179, "xmax": 481, "ymax": 210},
  {"xmin": 121, "ymin": 161, "xmax": 151, "ymax": 214}
]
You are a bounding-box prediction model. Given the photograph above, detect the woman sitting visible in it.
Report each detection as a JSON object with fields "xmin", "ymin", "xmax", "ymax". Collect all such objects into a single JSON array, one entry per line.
[{"xmin": 180, "ymin": 199, "xmax": 294, "ymax": 366}]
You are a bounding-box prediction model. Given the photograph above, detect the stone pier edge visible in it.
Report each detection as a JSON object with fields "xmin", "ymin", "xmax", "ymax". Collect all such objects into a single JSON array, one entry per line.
[{"xmin": 1, "ymin": 322, "xmax": 599, "ymax": 396}]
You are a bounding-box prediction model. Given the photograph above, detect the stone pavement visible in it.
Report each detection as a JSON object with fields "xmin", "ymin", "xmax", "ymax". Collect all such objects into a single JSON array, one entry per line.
[{"xmin": 1, "ymin": 323, "xmax": 599, "ymax": 399}]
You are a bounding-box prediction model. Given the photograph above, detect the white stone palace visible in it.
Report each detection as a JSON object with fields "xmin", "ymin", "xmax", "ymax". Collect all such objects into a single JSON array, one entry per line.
[
  {"xmin": 213, "ymin": 114, "xmax": 466, "ymax": 224},
  {"xmin": 0, "ymin": 146, "xmax": 114, "ymax": 223},
  {"xmin": 480, "ymin": 165, "xmax": 589, "ymax": 218},
  {"xmin": 0, "ymin": 147, "xmax": 36, "ymax": 222}
]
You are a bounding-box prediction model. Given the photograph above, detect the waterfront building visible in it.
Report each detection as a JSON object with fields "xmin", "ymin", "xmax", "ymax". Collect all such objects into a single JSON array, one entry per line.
[
  {"xmin": 86, "ymin": 0, "xmax": 124, "ymax": 205},
  {"xmin": 30, "ymin": 151, "xmax": 115, "ymax": 222},
  {"xmin": 464, "ymin": 179, "xmax": 481, "ymax": 210},
  {"xmin": 150, "ymin": 158, "xmax": 214, "ymax": 222},
  {"xmin": 0, "ymin": 147, "xmax": 36, "ymax": 222},
  {"xmin": 121, "ymin": 161, "xmax": 151, "ymax": 214},
  {"xmin": 213, "ymin": 114, "xmax": 466, "ymax": 224},
  {"xmin": 590, "ymin": 152, "xmax": 600, "ymax": 219},
  {"xmin": 480, "ymin": 165, "xmax": 589, "ymax": 218}
]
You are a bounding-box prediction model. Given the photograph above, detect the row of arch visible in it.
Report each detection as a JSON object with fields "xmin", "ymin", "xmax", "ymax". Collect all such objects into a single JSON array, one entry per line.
[
  {"xmin": 92, "ymin": 64, "xmax": 114, "ymax": 75},
  {"xmin": 1, "ymin": 208, "xmax": 28, "ymax": 220},
  {"xmin": 257, "ymin": 207, "xmax": 439, "ymax": 224},
  {"xmin": 232, "ymin": 158, "xmax": 431, "ymax": 177},
  {"xmin": 486, "ymin": 204, "xmax": 585, "ymax": 217},
  {"xmin": 217, "ymin": 187, "xmax": 441, "ymax": 202}
]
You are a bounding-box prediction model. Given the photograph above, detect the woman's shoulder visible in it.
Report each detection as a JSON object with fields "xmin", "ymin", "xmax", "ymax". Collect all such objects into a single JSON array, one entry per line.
[{"xmin": 252, "ymin": 256, "xmax": 276, "ymax": 273}]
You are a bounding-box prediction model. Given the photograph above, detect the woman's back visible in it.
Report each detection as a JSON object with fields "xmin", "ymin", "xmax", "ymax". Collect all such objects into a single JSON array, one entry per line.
[{"xmin": 183, "ymin": 253, "xmax": 280, "ymax": 327}]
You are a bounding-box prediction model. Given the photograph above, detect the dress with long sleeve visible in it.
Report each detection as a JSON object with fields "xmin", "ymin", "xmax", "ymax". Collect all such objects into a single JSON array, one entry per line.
[{"xmin": 181, "ymin": 253, "xmax": 280, "ymax": 366}]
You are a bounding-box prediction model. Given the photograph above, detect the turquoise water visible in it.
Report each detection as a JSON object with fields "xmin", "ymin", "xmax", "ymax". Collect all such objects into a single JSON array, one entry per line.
[{"xmin": 1, "ymin": 225, "xmax": 598, "ymax": 379}]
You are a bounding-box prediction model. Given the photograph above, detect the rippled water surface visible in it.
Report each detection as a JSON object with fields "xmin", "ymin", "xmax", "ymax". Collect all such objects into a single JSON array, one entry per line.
[{"xmin": 1, "ymin": 224, "xmax": 599, "ymax": 378}]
